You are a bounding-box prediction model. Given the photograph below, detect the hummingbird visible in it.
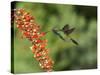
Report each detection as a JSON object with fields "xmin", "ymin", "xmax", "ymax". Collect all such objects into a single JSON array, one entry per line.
[{"xmin": 52, "ymin": 24, "xmax": 79, "ymax": 45}]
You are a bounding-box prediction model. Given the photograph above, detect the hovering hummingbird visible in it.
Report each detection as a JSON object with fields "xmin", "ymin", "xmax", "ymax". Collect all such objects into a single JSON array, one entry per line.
[{"xmin": 52, "ymin": 24, "xmax": 79, "ymax": 45}]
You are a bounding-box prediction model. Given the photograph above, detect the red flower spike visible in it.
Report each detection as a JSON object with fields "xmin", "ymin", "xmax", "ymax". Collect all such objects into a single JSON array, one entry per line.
[
  {"xmin": 39, "ymin": 32, "xmax": 46, "ymax": 37},
  {"xmin": 42, "ymin": 50, "xmax": 48, "ymax": 55},
  {"xmin": 32, "ymin": 34, "xmax": 38, "ymax": 38},
  {"xmin": 13, "ymin": 8, "xmax": 54, "ymax": 72},
  {"xmin": 24, "ymin": 15, "xmax": 31, "ymax": 21},
  {"xmin": 40, "ymin": 44, "xmax": 46, "ymax": 49},
  {"xmin": 32, "ymin": 49, "xmax": 35, "ymax": 53},
  {"xmin": 31, "ymin": 46, "xmax": 36, "ymax": 53},
  {"xmin": 24, "ymin": 32, "xmax": 30, "ymax": 37},
  {"xmin": 36, "ymin": 39, "xmax": 42, "ymax": 43},
  {"xmin": 19, "ymin": 8, "xmax": 24, "ymax": 14},
  {"xmin": 34, "ymin": 52, "xmax": 42, "ymax": 58},
  {"xmin": 33, "ymin": 45, "xmax": 38, "ymax": 49},
  {"xmin": 17, "ymin": 25, "xmax": 23, "ymax": 29},
  {"xmin": 33, "ymin": 29, "xmax": 37, "ymax": 32},
  {"xmin": 24, "ymin": 22, "xmax": 30, "ymax": 25}
]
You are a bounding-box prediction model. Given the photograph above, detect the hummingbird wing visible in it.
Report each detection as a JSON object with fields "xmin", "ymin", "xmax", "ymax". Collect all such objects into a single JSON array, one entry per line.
[
  {"xmin": 62, "ymin": 24, "xmax": 69, "ymax": 31},
  {"xmin": 64, "ymin": 28, "xmax": 75, "ymax": 35}
]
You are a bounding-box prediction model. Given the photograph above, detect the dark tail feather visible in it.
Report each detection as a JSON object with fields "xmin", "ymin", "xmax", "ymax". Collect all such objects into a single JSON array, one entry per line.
[{"xmin": 70, "ymin": 38, "xmax": 78, "ymax": 45}]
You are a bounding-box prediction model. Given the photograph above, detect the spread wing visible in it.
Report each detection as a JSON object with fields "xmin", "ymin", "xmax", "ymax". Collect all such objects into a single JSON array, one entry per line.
[
  {"xmin": 64, "ymin": 28, "xmax": 75, "ymax": 35},
  {"xmin": 62, "ymin": 24, "xmax": 69, "ymax": 31},
  {"xmin": 62, "ymin": 24, "xmax": 75, "ymax": 35}
]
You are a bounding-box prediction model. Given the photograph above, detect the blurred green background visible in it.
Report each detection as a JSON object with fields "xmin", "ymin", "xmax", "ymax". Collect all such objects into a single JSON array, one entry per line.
[{"xmin": 11, "ymin": 1, "xmax": 97, "ymax": 74}]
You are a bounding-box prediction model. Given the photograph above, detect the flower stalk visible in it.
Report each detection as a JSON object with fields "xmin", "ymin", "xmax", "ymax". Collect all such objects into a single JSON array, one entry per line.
[{"xmin": 12, "ymin": 8, "xmax": 54, "ymax": 72}]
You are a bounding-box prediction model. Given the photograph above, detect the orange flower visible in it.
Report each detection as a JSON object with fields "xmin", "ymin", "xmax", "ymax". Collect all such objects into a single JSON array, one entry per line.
[{"xmin": 13, "ymin": 8, "xmax": 54, "ymax": 72}]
